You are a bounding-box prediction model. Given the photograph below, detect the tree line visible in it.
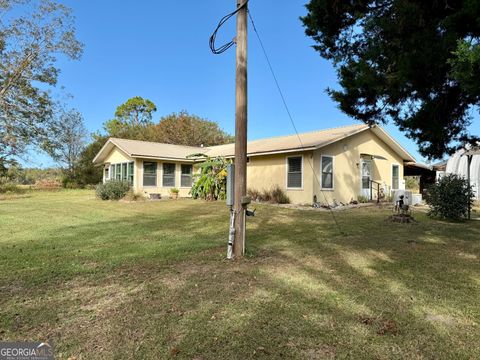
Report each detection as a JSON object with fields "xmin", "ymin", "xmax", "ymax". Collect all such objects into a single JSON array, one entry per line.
[
  {"xmin": 2, "ymin": 0, "xmax": 479, "ymax": 189},
  {"xmin": 0, "ymin": 1, "xmax": 232, "ymax": 188},
  {"xmin": 67, "ymin": 97, "xmax": 234, "ymax": 187}
]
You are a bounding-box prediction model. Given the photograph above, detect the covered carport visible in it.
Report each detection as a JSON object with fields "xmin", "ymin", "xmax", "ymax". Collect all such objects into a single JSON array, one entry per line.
[{"xmin": 404, "ymin": 162, "xmax": 436, "ymax": 195}]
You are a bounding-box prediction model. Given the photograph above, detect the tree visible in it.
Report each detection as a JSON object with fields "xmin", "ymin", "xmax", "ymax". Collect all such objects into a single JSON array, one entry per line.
[
  {"xmin": 152, "ymin": 111, "xmax": 234, "ymax": 146},
  {"xmin": 49, "ymin": 109, "xmax": 87, "ymax": 180},
  {"xmin": 115, "ymin": 96, "xmax": 157, "ymax": 125},
  {"xmin": 0, "ymin": 0, "xmax": 83, "ymax": 165},
  {"xmin": 74, "ymin": 134, "xmax": 108, "ymax": 186},
  {"xmin": 301, "ymin": 1, "xmax": 480, "ymax": 159},
  {"xmin": 103, "ymin": 97, "xmax": 157, "ymax": 138}
]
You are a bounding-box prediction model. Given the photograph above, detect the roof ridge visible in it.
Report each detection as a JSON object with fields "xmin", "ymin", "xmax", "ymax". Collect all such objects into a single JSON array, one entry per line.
[
  {"xmin": 208, "ymin": 123, "xmax": 367, "ymax": 149},
  {"xmin": 110, "ymin": 137, "xmax": 206, "ymax": 150}
]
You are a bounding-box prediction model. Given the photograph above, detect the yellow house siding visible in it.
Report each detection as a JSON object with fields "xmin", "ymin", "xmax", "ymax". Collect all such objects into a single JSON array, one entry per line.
[
  {"xmin": 99, "ymin": 127, "xmax": 408, "ymax": 204},
  {"xmin": 135, "ymin": 159, "xmax": 193, "ymax": 198},
  {"xmin": 103, "ymin": 148, "xmax": 135, "ymax": 184},
  {"xmin": 312, "ymin": 129, "xmax": 405, "ymax": 204},
  {"xmin": 104, "ymin": 147, "xmax": 133, "ymax": 164},
  {"xmin": 246, "ymin": 151, "xmax": 314, "ymax": 204}
]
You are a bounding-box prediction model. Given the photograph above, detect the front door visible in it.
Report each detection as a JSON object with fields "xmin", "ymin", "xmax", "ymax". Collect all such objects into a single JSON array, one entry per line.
[{"xmin": 361, "ymin": 159, "xmax": 372, "ymax": 199}]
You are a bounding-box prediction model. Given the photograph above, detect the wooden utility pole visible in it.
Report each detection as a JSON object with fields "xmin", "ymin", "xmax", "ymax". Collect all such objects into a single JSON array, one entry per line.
[{"xmin": 233, "ymin": 0, "xmax": 248, "ymax": 257}]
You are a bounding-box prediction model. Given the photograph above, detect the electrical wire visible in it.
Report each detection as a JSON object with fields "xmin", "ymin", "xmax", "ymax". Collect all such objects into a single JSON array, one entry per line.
[
  {"xmin": 209, "ymin": 1, "xmax": 249, "ymax": 54},
  {"xmin": 247, "ymin": 10, "xmax": 345, "ymax": 235}
]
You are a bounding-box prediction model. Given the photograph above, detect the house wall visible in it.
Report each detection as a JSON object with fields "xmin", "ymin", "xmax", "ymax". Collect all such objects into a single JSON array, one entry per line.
[
  {"xmin": 312, "ymin": 129, "xmax": 405, "ymax": 204},
  {"xmin": 103, "ymin": 148, "xmax": 194, "ymax": 198},
  {"xmin": 134, "ymin": 158, "xmax": 194, "ymax": 198},
  {"xmin": 104, "ymin": 147, "xmax": 133, "ymax": 164},
  {"xmin": 101, "ymin": 128, "xmax": 406, "ymax": 204},
  {"xmin": 103, "ymin": 147, "xmax": 135, "ymax": 183},
  {"xmin": 246, "ymin": 151, "xmax": 314, "ymax": 204}
]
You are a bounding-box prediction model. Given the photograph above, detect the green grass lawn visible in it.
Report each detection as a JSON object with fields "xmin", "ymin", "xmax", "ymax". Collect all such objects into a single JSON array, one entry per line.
[{"xmin": 0, "ymin": 190, "xmax": 479, "ymax": 359}]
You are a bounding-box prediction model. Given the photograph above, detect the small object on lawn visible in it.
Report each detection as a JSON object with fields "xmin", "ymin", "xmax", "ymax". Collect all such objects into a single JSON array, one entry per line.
[
  {"xmin": 389, "ymin": 194, "xmax": 416, "ymax": 222},
  {"xmin": 246, "ymin": 208, "xmax": 256, "ymax": 217},
  {"xmin": 149, "ymin": 193, "xmax": 161, "ymax": 200}
]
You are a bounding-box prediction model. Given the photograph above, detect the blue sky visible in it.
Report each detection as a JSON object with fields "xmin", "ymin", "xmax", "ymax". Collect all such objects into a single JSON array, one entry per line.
[{"xmin": 27, "ymin": 0, "xmax": 479, "ymax": 167}]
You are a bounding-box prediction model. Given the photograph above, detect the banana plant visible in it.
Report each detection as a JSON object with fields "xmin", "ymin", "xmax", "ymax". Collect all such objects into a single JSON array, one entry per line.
[{"xmin": 188, "ymin": 155, "xmax": 231, "ymax": 201}]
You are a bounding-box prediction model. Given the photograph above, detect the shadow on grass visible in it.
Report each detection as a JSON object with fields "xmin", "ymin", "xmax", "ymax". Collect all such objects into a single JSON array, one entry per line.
[{"xmin": 1, "ymin": 200, "xmax": 479, "ymax": 359}]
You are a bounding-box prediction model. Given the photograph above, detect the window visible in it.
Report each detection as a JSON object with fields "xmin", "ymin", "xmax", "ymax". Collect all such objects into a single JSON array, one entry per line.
[
  {"xmin": 109, "ymin": 162, "xmax": 134, "ymax": 184},
  {"xmin": 116, "ymin": 164, "xmax": 121, "ymax": 180},
  {"xmin": 321, "ymin": 156, "xmax": 334, "ymax": 189},
  {"xmin": 163, "ymin": 163, "xmax": 176, "ymax": 187},
  {"xmin": 392, "ymin": 164, "xmax": 400, "ymax": 190},
  {"xmin": 122, "ymin": 163, "xmax": 128, "ymax": 182},
  {"xmin": 181, "ymin": 164, "xmax": 193, "ymax": 187},
  {"xmin": 287, "ymin": 156, "xmax": 302, "ymax": 188},
  {"xmin": 128, "ymin": 162, "xmax": 134, "ymax": 185},
  {"xmin": 143, "ymin": 162, "xmax": 157, "ymax": 186},
  {"xmin": 362, "ymin": 160, "xmax": 372, "ymax": 189}
]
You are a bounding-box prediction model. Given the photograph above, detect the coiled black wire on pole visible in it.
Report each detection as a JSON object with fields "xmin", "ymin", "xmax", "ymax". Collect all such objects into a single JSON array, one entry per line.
[{"xmin": 209, "ymin": 1, "xmax": 249, "ymax": 54}]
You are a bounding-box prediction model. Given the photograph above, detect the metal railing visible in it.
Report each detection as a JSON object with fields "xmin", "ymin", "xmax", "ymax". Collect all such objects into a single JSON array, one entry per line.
[{"xmin": 369, "ymin": 180, "xmax": 382, "ymax": 203}]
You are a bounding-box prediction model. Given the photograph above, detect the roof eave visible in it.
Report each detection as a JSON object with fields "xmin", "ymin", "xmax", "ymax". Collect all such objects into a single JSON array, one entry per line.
[
  {"xmin": 208, "ymin": 146, "xmax": 318, "ymax": 159},
  {"xmin": 131, "ymin": 154, "xmax": 198, "ymax": 162}
]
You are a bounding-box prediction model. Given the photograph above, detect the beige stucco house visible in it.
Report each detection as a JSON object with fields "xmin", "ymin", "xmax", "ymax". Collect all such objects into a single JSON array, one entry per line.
[{"xmin": 92, "ymin": 124, "xmax": 415, "ymax": 204}]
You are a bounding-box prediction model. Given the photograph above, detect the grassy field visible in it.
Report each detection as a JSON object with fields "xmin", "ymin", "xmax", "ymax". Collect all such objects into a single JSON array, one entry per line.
[{"xmin": 0, "ymin": 190, "xmax": 479, "ymax": 359}]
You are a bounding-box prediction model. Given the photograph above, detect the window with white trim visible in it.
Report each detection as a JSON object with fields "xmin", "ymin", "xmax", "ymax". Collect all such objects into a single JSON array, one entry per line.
[
  {"xmin": 321, "ymin": 156, "xmax": 334, "ymax": 189},
  {"xmin": 287, "ymin": 156, "xmax": 302, "ymax": 188},
  {"xmin": 109, "ymin": 162, "xmax": 134, "ymax": 185},
  {"xmin": 128, "ymin": 162, "xmax": 134, "ymax": 184},
  {"xmin": 181, "ymin": 164, "xmax": 193, "ymax": 187},
  {"xmin": 392, "ymin": 164, "xmax": 400, "ymax": 190},
  {"xmin": 115, "ymin": 164, "xmax": 121, "ymax": 180},
  {"xmin": 122, "ymin": 163, "xmax": 128, "ymax": 182},
  {"xmin": 163, "ymin": 163, "xmax": 176, "ymax": 187},
  {"xmin": 143, "ymin": 162, "xmax": 157, "ymax": 186},
  {"xmin": 110, "ymin": 164, "xmax": 116, "ymax": 179}
]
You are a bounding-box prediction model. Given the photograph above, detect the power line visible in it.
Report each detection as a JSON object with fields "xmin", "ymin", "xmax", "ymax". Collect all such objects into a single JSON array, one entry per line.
[
  {"xmin": 209, "ymin": 1, "xmax": 249, "ymax": 55},
  {"xmin": 247, "ymin": 10, "xmax": 344, "ymax": 235}
]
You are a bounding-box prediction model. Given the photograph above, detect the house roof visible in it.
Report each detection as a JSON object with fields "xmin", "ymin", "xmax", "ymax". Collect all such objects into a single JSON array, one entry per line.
[
  {"xmin": 205, "ymin": 124, "xmax": 368, "ymax": 157},
  {"xmin": 92, "ymin": 124, "xmax": 416, "ymax": 164},
  {"xmin": 92, "ymin": 138, "xmax": 205, "ymax": 164}
]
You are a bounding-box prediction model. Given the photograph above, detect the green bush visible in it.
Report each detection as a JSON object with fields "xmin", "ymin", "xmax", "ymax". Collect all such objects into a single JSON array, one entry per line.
[
  {"xmin": 95, "ymin": 180, "xmax": 130, "ymax": 200},
  {"xmin": 0, "ymin": 182, "xmax": 26, "ymax": 194},
  {"xmin": 426, "ymin": 174, "xmax": 475, "ymax": 220},
  {"xmin": 357, "ymin": 195, "xmax": 369, "ymax": 203},
  {"xmin": 61, "ymin": 175, "xmax": 82, "ymax": 189},
  {"xmin": 405, "ymin": 176, "xmax": 420, "ymax": 193}
]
